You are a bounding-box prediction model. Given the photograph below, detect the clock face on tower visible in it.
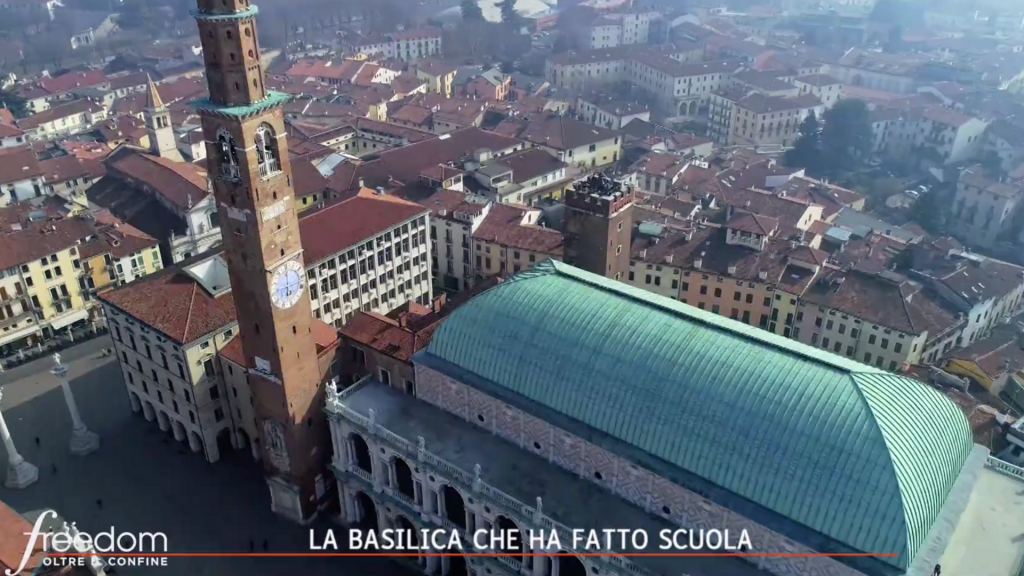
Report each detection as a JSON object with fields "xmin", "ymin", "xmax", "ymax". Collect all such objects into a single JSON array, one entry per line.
[{"xmin": 270, "ymin": 260, "xmax": 304, "ymax": 310}]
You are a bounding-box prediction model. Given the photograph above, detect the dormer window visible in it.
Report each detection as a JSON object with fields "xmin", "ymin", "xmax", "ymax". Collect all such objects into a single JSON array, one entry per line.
[
  {"xmin": 255, "ymin": 123, "xmax": 281, "ymax": 178},
  {"xmin": 216, "ymin": 128, "xmax": 240, "ymax": 181}
]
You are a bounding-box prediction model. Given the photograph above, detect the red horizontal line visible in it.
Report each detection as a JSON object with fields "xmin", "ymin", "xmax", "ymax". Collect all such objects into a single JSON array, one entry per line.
[{"xmin": 50, "ymin": 552, "xmax": 897, "ymax": 558}]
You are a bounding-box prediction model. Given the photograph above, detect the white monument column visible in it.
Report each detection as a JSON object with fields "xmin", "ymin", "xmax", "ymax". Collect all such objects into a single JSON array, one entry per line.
[
  {"xmin": 52, "ymin": 354, "xmax": 100, "ymax": 455},
  {"xmin": 0, "ymin": 390, "xmax": 39, "ymax": 489}
]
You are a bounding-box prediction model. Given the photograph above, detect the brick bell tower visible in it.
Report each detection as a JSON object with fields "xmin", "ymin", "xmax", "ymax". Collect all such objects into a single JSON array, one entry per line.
[{"xmin": 191, "ymin": 0, "xmax": 325, "ymax": 523}]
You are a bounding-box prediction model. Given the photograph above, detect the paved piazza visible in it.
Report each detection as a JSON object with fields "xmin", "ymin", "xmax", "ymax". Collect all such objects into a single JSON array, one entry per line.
[{"xmin": 0, "ymin": 336, "xmax": 418, "ymax": 576}]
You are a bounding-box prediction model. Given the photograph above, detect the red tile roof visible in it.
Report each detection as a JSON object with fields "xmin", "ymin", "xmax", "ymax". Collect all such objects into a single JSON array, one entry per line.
[
  {"xmin": 299, "ymin": 188, "xmax": 428, "ymax": 265},
  {"xmin": 0, "ymin": 499, "xmax": 45, "ymax": 574},
  {"xmin": 726, "ymin": 212, "xmax": 778, "ymax": 236},
  {"xmin": 37, "ymin": 69, "xmax": 107, "ymax": 94},
  {"xmin": 38, "ymin": 155, "xmax": 94, "ymax": 183},
  {"xmin": 518, "ymin": 114, "xmax": 618, "ymax": 150},
  {"xmin": 332, "ymin": 127, "xmax": 522, "ymax": 193},
  {"xmin": 17, "ymin": 99, "xmax": 103, "ymax": 130},
  {"xmin": 100, "ymin": 258, "xmax": 238, "ymax": 345},
  {"xmin": 0, "ymin": 122, "xmax": 23, "ymax": 138},
  {"xmin": 105, "ymin": 148, "xmax": 208, "ymax": 210},
  {"xmin": 0, "ymin": 213, "xmax": 97, "ymax": 270},
  {"xmin": 0, "ymin": 147, "xmax": 42, "ymax": 184},
  {"xmin": 473, "ymin": 203, "xmax": 563, "ymax": 255},
  {"xmin": 218, "ymin": 334, "xmax": 246, "ymax": 366}
]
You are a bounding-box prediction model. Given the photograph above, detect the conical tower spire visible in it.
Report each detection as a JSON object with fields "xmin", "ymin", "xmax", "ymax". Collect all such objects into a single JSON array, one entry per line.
[{"xmin": 145, "ymin": 75, "xmax": 165, "ymax": 109}]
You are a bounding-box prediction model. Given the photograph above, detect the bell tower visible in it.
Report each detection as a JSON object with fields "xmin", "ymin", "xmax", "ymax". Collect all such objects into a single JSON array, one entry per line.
[{"xmin": 191, "ymin": 0, "xmax": 324, "ymax": 523}]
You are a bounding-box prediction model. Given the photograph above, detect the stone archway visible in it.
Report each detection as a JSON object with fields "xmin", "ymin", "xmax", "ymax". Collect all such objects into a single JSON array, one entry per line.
[
  {"xmin": 441, "ymin": 485, "xmax": 466, "ymax": 528},
  {"xmin": 156, "ymin": 410, "xmax": 170, "ymax": 432},
  {"xmin": 688, "ymin": 100, "xmax": 697, "ymax": 115},
  {"xmin": 188, "ymin": 431, "xmax": 203, "ymax": 454},
  {"xmin": 448, "ymin": 553, "xmax": 468, "ymax": 576},
  {"xmin": 128, "ymin": 392, "xmax": 141, "ymax": 413},
  {"xmin": 351, "ymin": 433, "xmax": 373, "ymax": 473},
  {"xmin": 355, "ymin": 491, "xmax": 378, "ymax": 530},
  {"xmin": 395, "ymin": 514, "xmax": 417, "ymax": 545},
  {"xmin": 141, "ymin": 401, "xmax": 155, "ymax": 421},
  {"xmin": 495, "ymin": 516, "xmax": 524, "ymax": 557},
  {"xmin": 236, "ymin": 428, "xmax": 250, "ymax": 451},
  {"xmin": 172, "ymin": 420, "xmax": 186, "ymax": 442},
  {"xmin": 559, "ymin": 554, "xmax": 587, "ymax": 576},
  {"xmin": 393, "ymin": 457, "xmax": 415, "ymax": 500}
]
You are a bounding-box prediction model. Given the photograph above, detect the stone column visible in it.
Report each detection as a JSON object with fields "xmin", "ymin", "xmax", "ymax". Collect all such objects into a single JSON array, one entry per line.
[
  {"xmin": 424, "ymin": 548, "xmax": 440, "ymax": 575},
  {"xmin": 188, "ymin": 431, "xmax": 202, "ymax": 453},
  {"xmin": 172, "ymin": 423, "xmax": 185, "ymax": 442},
  {"xmin": 52, "ymin": 354, "xmax": 99, "ymax": 456},
  {"xmin": 440, "ymin": 552, "xmax": 451, "ymax": 576},
  {"xmin": 532, "ymin": 544, "xmax": 549, "ymax": 576},
  {"xmin": 0, "ymin": 390, "xmax": 38, "ymax": 489}
]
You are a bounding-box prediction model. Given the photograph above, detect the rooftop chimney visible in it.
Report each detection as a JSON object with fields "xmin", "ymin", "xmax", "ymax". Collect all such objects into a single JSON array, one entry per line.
[
  {"xmin": 727, "ymin": 265, "xmax": 737, "ymax": 275},
  {"xmin": 758, "ymin": 270, "xmax": 768, "ymax": 280},
  {"xmin": 358, "ymin": 177, "xmax": 365, "ymax": 188}
]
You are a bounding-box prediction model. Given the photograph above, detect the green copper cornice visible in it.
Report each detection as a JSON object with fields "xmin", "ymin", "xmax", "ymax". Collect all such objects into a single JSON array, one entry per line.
[
  {"xmin": 191, "ymin": 4, "xmax": 259, "ymax": 20},
  {"xmin": 189, "ymin": 91, "xmax": 291, "ymax": 119}
]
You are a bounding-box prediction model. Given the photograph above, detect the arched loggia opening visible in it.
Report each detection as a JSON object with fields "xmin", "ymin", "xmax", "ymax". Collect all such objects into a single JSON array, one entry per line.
[
  {"xmin": 495, "ymin": 516, "xmax": 524, "ymax": 557},
  {"xmin": 354, "ymin": 491, "xmax": 378, "ymax": 530},
  {"xmin": 441, "ymin": 485, "xmax": 466, "ymax": 528},
  {"xmin": 351, "ymin": 433, "xmax": 372, "ymax": 473},
  {"xmin": 447, "ymin": 553, "xmax": 468, "ymax": 576},
  {"xmin": 393, "ymin": 457, "xmax": 415, "ymax": 501},
  {"xmin": 559, "ymin": 554, "xmax": 588, "ymax": 576},
  {"xmin": 255, "ymin": 123, "xmax": 281, "ymax": 177},
  {"xmin": 216, "ymin": 128, "xmax": 240, "ymax": 181},
  {"xmin": 396, "ymin": 515, "xmax": 417, "ymax": 542}
]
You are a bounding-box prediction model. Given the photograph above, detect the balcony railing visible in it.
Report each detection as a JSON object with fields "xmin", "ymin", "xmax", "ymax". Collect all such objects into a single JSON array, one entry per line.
[
  {"xmin": 259, "ymin": 158, "xmax": 281, "ymax": 178},
  {"xmin": 327, "ymin": 377, "xmax": 653, "ymax": 576}
]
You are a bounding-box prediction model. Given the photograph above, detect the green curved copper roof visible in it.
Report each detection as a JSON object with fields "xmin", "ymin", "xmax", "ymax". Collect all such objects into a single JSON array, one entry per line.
[{"xmin": 424, "ymin": 260, "xmax": 972, "ymax": 569}]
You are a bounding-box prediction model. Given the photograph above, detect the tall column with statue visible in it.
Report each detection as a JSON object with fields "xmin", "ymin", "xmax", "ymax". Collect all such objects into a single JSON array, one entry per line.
[
  {"xmin": 52, "ymin": 353, "xmax": 100, "ymax": 455},
  {"xmin": 0, "ymin": 389, "xmax": 39, "ymax": 488}
]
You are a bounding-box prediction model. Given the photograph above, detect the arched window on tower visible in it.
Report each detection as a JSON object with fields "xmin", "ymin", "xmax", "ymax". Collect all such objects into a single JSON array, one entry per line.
[
  {"xmin": 216, "ymin": 128, "xmax": 240, "ymax": 181},
  {"xmin": 255, "ymin": 123, "xmax": 281, "ymax": 178}
]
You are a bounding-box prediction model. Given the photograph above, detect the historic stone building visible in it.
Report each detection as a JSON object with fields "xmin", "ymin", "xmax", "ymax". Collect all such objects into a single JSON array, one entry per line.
[
  {"xmin": 326, "ymin": 260, "xmax": 1024, "ymax": 576},
  {"xmin": 189, "ymin": 0, "xmax": 337, "ymax": 523}
]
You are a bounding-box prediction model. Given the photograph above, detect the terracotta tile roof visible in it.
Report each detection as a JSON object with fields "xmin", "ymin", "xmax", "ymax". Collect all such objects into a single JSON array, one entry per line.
[
  {"xmin": 717, "ymin": 186, "xmax": 818, "ymax": 228},
  {"xmin": 390, "ymin": 104, "xmax": 433, "ymax": 125},
  {"xmin": 0, "ymin": 499, "xmax": 45, "ymax": 573},
  {"xmin": 37, "ymin": 69, "xmax": 107, "ymax": 94},
  {"xmin": 291, "ymin": 159, "xmax": 330, "ymax": 199},
  {"xmin": 299, "ymin": 188, "xmax": 428, "ymax": 265},
  {"xmin": 630, "ymin": 152, "xmax": 688, "ymax": 178},
  {"xmin": 951, "ymin": 325, "xmax": 1024, "ymax": 379},
  {"xmin": 0, "ymin": 213, "xmax": 98, "ymax": 270},
  {"xmin": 0, "ymin": 122, "xmax": 23, "ymax": 138},
  {"xmin": 100, "ymin": 256, "xmax": 238, "ymax": 345},
  {"xmin": 106, "ymin": 71, "xmax": 150, "ymax": 92},
  {"xmin": 735, "ymin": 93, "xmax": 822, "ymax": 114},
  {"xmin": 334, "ymin": 128, "xmax": 522, "ymax": 193},
  {"xmin": 392, "ymin": 73, "xmax": 426, "ymax": 94},
  {"xmin": 801, "ymin": 270, "xmax": 919, "ymax": 334},
  {"xmin": 726, "ymin": 212, "xmax": 778, "ymax": 235},
  {"xmin": 218, "ymin": 334, "xmax": 246, "ymax": 366},
  {"xmin": 0, "ymin": 147, "xmax": 43, "ymax": 184},
  {"xmin": 105, "ymin": 148, "xmax": 208, "ymax": 210},
  {"xmin": 518, "ymin": 114, "xmax": 618, "ymax": 150},
  {"xmin": 490, "ymin": 147, "xmax": 566, "ymax": 184},
  {"xmin": 0, "ymin": 108, "xmax": 15, "ymax": 125},
  {"xmin": 413, "ymin": 58, "xmax": 458, "ymax": 77},
  {"xmin": 38, "ymin": 155, "xmax": 93, "ymax": 183},
  {"xmin": 631, "ymin": 226, "xmax": 824, "ymax": 294},
  {"xmin": 311, "ymin": 318, "xmax": 340, "ymax": 354},
  {"xmin": 473, "ymin": 203, "xmax": 563, "ymax": 255},
  {"xmin": 17, "ymin": 99, "xmax": 103, "ymax": 130}
]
